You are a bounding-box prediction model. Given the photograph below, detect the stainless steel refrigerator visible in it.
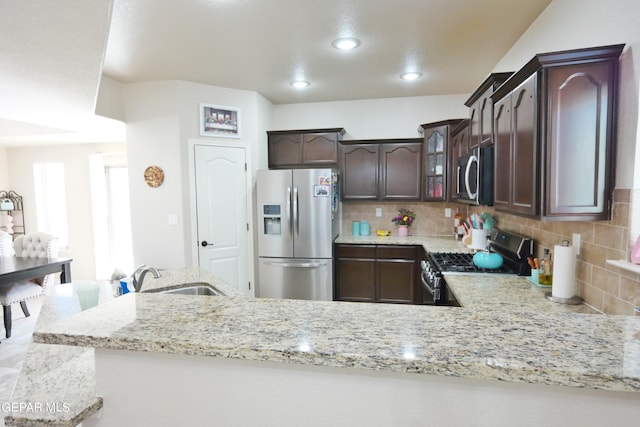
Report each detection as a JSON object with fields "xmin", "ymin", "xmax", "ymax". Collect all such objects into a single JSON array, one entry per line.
[{"xmin": 257, "ymin": 168, "xmax": 339, "ymax": 300}]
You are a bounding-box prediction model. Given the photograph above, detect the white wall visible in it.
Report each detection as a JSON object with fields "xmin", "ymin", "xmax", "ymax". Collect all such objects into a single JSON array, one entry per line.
[
  {"xmin": 0, "ymin": 147, "xmax": 8, "ymax": 189},
  {"xmin": 95, "ymin": 75, "xmax": 126, "ymax": 122},
  {"xmin": 274, "ymin": 95, "xmax": 470, "ymax": 140},
  {"xmin": 5, "ymin": 143, "xmax": 126, "ymax": 280},
  {"xmin": 123, "ymin": 81, "xmax": 183, "ymax": 270},
  {"xmin": 124, "ymin": 80, "xmax": 273, "ymax": 279},
  {"xmin": 492, "ymin": 0, "xmax": 639, "ymax": 189}
]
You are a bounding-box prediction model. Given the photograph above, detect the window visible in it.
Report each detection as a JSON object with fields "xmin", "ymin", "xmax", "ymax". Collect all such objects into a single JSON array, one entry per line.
[
  {"xmin": 105, "ymin": 165, "xmax": 133, "ymax": 275},
  {"xmin": 89, "ymin": 153, "xmax": 133, "ymax": 278},
  {"xmin": 33, "ymin": 162, "xmax": 68, "ymax": 247}
]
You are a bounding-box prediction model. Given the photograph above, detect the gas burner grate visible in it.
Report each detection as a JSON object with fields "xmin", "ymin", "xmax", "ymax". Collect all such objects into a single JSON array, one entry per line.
[{"xmin": 428, "ymin": 252, "xmax": 516, "ymax": 274}]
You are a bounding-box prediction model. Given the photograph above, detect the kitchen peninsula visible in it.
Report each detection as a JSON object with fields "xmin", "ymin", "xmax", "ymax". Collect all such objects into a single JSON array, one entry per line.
[{"xmin": 27, "ymin": 250, "xmax": 640, "ymax": 427}]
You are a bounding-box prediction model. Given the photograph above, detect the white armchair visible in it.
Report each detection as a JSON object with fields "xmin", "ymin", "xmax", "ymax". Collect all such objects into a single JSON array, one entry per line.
[{"xmin": 0, "ymin": 232, "xmax": 59, "ymax": 338}]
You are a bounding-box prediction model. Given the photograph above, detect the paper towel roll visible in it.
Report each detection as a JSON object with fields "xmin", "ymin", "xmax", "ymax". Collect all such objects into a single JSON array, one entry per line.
[{"xmin": 551, "ymin": 243, "xmax": 576, "ymax": 299}]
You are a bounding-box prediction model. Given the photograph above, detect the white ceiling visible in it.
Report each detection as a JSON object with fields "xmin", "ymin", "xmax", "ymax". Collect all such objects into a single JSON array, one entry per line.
[{"xmin": 0, "ymin": 0, "xmax": 552, "ymax": 146}]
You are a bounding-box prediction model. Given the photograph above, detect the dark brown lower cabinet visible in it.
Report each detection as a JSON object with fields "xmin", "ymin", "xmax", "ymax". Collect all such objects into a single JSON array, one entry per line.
[
  {"xmin": 335, "ymin": 245, "xmax": 376, "ymax": 302},
  {"xmin": 335, "ymin": 244, "xmax": 418, "ymax": 304}
]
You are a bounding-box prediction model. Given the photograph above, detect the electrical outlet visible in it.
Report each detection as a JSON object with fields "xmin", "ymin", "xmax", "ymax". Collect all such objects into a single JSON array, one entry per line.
[
  {"xmin": 444, "ymin": 208, "xmax": 452, "ymax": 218},
  {"xmin": 573, "ymin": 233, "xmax": 581, "ymax": 255},
  {"xmin": 375, "ymin": 207, "xmax": 382, "ymax": 217}
]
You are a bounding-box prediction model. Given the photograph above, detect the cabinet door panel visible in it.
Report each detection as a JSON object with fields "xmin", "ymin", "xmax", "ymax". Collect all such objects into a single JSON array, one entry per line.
[
  {"xmin": 423, "ymin": 127, "xmax": 447, "ymax": 200},
  {"xmin": 340, "ymin": 144, "xmax": 379, "ymax": 199},
  {"xmin": 469, "ymin": 106, "xmax": 479, "ymax": 150},
  {"xmin": 377, "ymin": 259, "xmax": 415, "ymax": 304},
  {"xmin": 380, "ymin": 143, "xmax": 422, "ymax": 200},
  {"xmin": 546, "ymin": 62, "xmax": 612, "ymax": 217},
  {"xmin": 268, "ymin": 134, "xmax": 302, "ymax": 167},
  {"xmin": 511, "ymin": 75, "xmax": 537, "ymax": 216},
  {"xmin": 377, "ymin": 245, "xmax": 416, "ymax": 260},
  {"xmin": 336, "ymin": 244, "xmax": 376, "ymax": 258},
  {"xmin": 479, "ymin": 95, "xmax": 493, "ymax": 146},
  {"xmin": 449, "ymin": 122, "xmax": 469, "ymax": 201},
  {"xmin": 303, "ymin": 133, "xmax": 338, "ymax": 165},
  {"xmin": 335, "ymin": 258, "xmax": 376, "ymax": 302},
  {"xmin": 493, "ymin": 98, "xmax": 511, "ymax": 210}
]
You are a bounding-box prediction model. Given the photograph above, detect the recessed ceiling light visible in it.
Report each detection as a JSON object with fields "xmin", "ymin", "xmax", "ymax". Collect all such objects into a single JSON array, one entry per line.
[
  {"xmin": 291, "ymin": 80, "xmax": 310, "ymax": 89},
  {"xmin": 332, "ymin": 38, "xmax": 360, "ymax": 50},
  {"xmin": 400, "ymin": 72, "xmax": 422, "ymax": 81}
]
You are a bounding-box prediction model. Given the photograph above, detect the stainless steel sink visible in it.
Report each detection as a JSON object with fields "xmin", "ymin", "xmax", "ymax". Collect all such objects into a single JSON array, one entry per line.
[{"xmin": 159, "ymin": 284, "xmax": 224, "ymax": 296}]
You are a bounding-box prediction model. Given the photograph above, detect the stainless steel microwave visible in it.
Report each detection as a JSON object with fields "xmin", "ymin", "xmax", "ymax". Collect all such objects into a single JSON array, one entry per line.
[{"xmin": 455, "ymin": 145, "xmax": 494, "ymax": 205}]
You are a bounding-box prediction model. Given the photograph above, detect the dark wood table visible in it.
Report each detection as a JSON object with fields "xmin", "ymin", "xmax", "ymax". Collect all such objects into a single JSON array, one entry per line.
[{"xmin": 0, "ymin": 257, "xmax": 73, "ymax": 285}]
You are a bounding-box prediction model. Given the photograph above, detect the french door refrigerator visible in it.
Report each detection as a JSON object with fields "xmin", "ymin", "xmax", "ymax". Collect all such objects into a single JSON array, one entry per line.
[{"xmin": 257, "ymin": 168, "xmax": 339, "ymax": 300}]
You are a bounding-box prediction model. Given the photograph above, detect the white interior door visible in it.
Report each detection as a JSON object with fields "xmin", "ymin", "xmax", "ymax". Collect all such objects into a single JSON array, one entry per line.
[{"xmin": 195, "ymin": 145, "xmax": 248, "ymax": 293}]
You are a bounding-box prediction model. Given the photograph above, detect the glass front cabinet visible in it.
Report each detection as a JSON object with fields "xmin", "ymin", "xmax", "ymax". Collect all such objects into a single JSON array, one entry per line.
[{"xmin": 419, "ymin": 120, "xmax": 463, "ymax": 201}]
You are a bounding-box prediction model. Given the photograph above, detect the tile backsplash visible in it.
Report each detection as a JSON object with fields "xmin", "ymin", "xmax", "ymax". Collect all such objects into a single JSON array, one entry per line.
[{"xmin": 341, "ymin": 188, "xmax": 640, "ymax": 315}]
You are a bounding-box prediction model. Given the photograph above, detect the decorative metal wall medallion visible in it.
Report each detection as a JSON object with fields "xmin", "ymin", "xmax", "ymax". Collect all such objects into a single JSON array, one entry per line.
[{"xmin": 144, "ymin": 166, "xmax": 164, "ymax": 188}]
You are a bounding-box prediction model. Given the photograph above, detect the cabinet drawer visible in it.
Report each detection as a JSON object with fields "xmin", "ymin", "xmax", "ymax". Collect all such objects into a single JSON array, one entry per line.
[
  {"xmin": 335, "ymin": 244, "xmax": 376, "ymax": 258},
  {"xmin": 376, "ymin": 245, "xmax": 417, "ymax": 260}
]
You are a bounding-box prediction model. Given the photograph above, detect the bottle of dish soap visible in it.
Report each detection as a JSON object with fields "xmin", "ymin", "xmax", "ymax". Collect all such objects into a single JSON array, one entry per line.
[{"xmin": 539, "ymin": 248, "xmax": 553, "ymax": 286}]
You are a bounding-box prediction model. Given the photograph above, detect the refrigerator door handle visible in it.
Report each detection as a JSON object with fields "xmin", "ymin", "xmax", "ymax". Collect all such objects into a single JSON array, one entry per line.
[
  {"xmin": 286, "ymin": 186, "xmax": 292, "ymax": 237},
  {"xmin": 293, "ymin": 186, "xmax": 299, "ymax": 235},
  {"xmin": 263, "ymin": 260, "xmax": 329, "ymax": 268}
]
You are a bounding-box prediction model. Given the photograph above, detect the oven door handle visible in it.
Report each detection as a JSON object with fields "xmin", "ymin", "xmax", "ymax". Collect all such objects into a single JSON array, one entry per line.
[{"xmin": 421, "ymin": 271, "xmax": 440, "ymax": 301}]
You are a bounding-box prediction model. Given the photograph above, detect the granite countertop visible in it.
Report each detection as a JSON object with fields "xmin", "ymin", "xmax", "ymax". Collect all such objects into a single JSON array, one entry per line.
[
  {"xmin": 335, "ymin": 234, "xmax": 469, "ymax": 253},
  {"xmin": 4, "ymin": 267, "xmax": 238, "ymax": 426},
  {"xmin": 33, "ymin": 292, "xmax": 640, "ymax": 393},
  {"xmin": 138, "ymin": 266, "xmax": 241, "ymax": 296},
  {"xmin": 445, "ymin": 275, "xmax": 599, "ymax": 314},
  {"xmin": 11, "ymin": 242, "xmax": 640, "ymax": 425}
]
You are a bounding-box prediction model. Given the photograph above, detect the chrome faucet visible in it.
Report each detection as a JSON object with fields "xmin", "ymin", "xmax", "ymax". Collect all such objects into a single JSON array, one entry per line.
[{"xmin": 131, "ymin": 264, "xmax": 161, "ymax": 292}]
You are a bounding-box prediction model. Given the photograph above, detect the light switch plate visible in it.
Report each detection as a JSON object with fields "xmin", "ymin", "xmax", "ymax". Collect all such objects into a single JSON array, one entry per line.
[
  {"xmin": 573, "ymin": 233, "xmax": 581, "ymax": 255},
  {"xmin": 445, "ymin": 208, "xmax": 452, "ymax": 218},
  {"xmin": 168, "ymin": 214, "xmax": 179, "ymax": 226},
  {"xmin": 375, "ymin": 207, "xmax": 382, "ymax": 217}
]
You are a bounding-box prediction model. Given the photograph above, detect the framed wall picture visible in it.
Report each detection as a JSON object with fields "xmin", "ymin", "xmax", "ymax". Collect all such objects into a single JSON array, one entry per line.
[{"xmin": 199, "ymin": 103, "xmax": 241, "ymax": 138}]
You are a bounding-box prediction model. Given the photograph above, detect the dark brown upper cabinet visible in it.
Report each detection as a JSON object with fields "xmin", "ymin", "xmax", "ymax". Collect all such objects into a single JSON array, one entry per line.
[
  {"xmin": 465, "ymin": 73, "xmax": 514, "ymax": 150},
  {"xmin": 492, "ymin": 44, "xmax": 624, "ymax": 221},
  {"xmin": 449, "ymin": 120, "xmax": 470, "ymax": 201},
  {"xmin": 379, "ymin": 141, "xmax": 422, "ymax": 200},
  {"xmin": 340, "ymin": 143, "xmax": 380, "ymax": 200},
  {"xmin": 493, "ymin": 74, "xmax": 537, "ymax": 216},
  {"xmin": 419, "ymin": 119, "xmax": 464, "ymax": 201},
  {"xmin": 339, "ymin": 138, "xmax": 422, "ymax": 201},
  {"xmin": 267, "ymin": 128, "xmax": 345, "ymax": 168}
]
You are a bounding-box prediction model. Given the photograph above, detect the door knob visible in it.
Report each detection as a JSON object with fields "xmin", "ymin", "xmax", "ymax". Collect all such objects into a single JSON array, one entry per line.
[{"xmin": 201, "ymin": 240, "xmax": 210, "ymax": 247}]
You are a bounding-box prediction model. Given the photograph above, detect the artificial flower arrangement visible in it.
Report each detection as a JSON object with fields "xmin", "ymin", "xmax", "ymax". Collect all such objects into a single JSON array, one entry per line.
[{"xmin": 391, "ymin": 208, "xmax": 416, "ymax": 226}]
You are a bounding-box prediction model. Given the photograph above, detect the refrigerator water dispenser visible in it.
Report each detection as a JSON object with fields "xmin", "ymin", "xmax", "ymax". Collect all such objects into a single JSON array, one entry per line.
[{"xmin": 263, "ymin": 204, "xmax": 282, "ymax": 235}]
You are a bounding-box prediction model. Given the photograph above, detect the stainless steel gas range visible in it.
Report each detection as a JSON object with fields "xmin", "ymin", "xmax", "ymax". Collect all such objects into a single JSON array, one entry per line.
[{"xmin": 420, "ymin": 228, "xmax": 534, "ymax": 306}]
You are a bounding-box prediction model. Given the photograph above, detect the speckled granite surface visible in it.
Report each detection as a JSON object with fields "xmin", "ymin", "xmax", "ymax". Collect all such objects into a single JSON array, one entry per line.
[
  {"xmin": 4, "ymin": 281, "xmax": 110, "ymax": 426},
  {"xmin": 335, "ymin": 234, "xmax": 469, "ymax": 252},
  {"xmin": 33, "ymin": 292, "xmax": 640, "ymax": 393},
  {"xmin": 5, "ymin": 267, "xmax": 237, "ymax": 426},
  {"xmin": 445, "ymin": 275, "xmax": 599, "ymax": 314},
  {"xmin": 12, "ymin": 245, "xmax": 640, "ymax": 426},
  {"xmin": 138, "ymin": 266, "xmax": 240, "ymax": 296}
]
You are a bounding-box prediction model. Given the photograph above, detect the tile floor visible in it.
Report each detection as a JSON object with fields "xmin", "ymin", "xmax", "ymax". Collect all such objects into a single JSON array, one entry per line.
[{"xmin": 0, "ymin": 295, "xmax": 44, "ymax": 424}]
